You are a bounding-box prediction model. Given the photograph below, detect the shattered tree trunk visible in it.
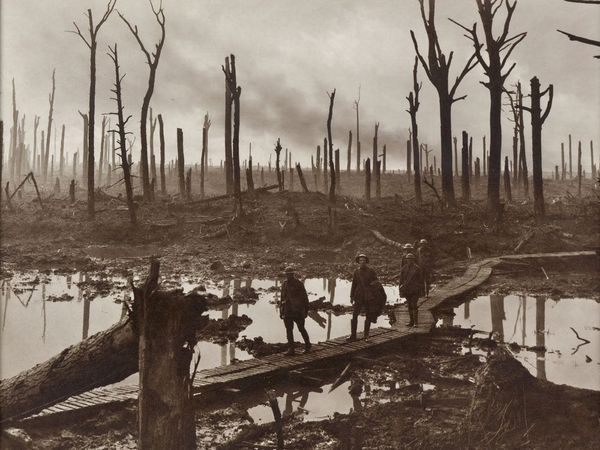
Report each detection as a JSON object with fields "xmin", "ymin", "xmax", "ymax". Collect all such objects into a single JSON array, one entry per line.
[
  {"xmin": 224, "ymin": 56, "xmax": 233, "ymax": 194},
  {"xmin": 296, "ymin": 163, "xmax": 309, "ymax": 193},
  {"xmin": 346, "ymin": 130, "xmax": 352, "ymax": 172},
  {"xmin": 504, "ymin": 156, "xmax": 512, "ymax": 202},
  {"xmin": 518, "ymin": 83, "xmax": 529, "ymax": 196},
  {"xmin": 578, "ymin": 141, "xmax": 582, "ymax": 197},
  {"xmin": 365, "ymin": 158, "xmax": 371, "ymax": 201},
  {"xmin": 326, "ymin": 90, "xmax": 336, "ymax": 234},
  {"xmin": 137, "ymin": 260, "xmax": 203, "ymax": 450},
  {"xmin": 158, "ymin": 114, "xmax": 166, "ymax": 194},
  {"xmin": 245, "ymin": 156, "xmax": 255, "ymax": 196},
  {"xmin": 453, "ymin": 136, "xmax": 458, "ymax": 177},
  {"xmin": 407, "ymin": 138, "xmax": 412, "ymax": 180},
  {"xmin": 569, "ymin": 134, "xmax": 572, "ymax": 179},
  {"xmin": 461, "ymin": 131, "xmax": 470, "ymax": 201},
  {"xmin": 335, "ymin": 149, "xmax": 340, "ymax": 190},
  {"xmin": 177, "ymin": 128, "xmax": 185, "ymax": 198},
  {"xmin": 59, "ymin": 124, "xmax": 65, "ymax": 177}
]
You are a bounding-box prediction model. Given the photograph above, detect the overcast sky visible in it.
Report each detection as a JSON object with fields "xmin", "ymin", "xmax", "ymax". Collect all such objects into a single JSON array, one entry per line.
[{"xmin": 1, "ymin": 0, "xmax": 599, "ymax": 171}]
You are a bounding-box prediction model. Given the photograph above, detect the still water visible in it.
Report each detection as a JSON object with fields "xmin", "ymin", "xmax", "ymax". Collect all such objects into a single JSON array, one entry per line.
[
  {"xmin": 446, "ymin": 294, "xmax": 600, "ymax": 391},
  {"xmin": 0, "ymin": 273, "xmax": 400, "ymax": 380}
]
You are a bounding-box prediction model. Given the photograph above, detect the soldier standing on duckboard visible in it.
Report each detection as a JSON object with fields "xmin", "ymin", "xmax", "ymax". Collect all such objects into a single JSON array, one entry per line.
[
  {"xmin": 398, "ymin": 253, "xmax": 423, "ymax": 327},
  {"xmin": 417, "ymin": 238, "xmax": 434, "ymax": 297},
  {"xmin": 348, "ymin": 254, "xmax": 379, "ymax": 341},
  {"xmin": 280, "ymin": 267, "xmax": 311, "ymax": 356}
]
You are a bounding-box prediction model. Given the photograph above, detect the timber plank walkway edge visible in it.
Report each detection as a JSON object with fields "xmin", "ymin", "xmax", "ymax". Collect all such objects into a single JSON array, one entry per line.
[{"xmin": 27, "ymin": 247, "xmax": 596, "ymax": 419}]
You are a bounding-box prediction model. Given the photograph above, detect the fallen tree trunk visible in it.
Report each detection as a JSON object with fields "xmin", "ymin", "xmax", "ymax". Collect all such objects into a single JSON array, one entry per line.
[
  {"xmin": 0, "ymin": 319, "xmax": 138, "ymax": 423},
  {"xmin": 187, "ymin": 183, "xmax": 278, "ymax": 206}
]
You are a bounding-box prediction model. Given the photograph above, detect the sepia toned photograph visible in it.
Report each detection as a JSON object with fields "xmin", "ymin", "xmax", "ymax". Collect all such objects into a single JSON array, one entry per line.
[{"xmin": 0, "ymin": 0, "xmax": 599, "ymax": 448}]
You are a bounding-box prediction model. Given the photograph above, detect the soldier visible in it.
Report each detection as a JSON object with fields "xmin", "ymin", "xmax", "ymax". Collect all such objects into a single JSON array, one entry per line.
[
  {"xmin": 401, "ymin": 243, "xmax": 415, "ymax": 268},
  {"xmin": 348, "ymin": 254, "xmax": 380, "ymax": 341},
  {"xmin": 398, "ymin": 253, "xmax": 423, "ymax": 327},
  {"xmin": 280, "ymin": 267, "xmax": 311, "ymax": 356},
  {"xmin": 417, "ymin": 238, "xmax": 434, "ymax": 296}
]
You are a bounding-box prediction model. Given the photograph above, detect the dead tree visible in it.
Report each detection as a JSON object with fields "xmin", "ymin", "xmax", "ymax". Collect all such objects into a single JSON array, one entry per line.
[
  {"xmin": 372, "ymin": 123, "xmax": 380, "ymax": 199},
  {"xmin": 43, "ymin": 70, "xmax": 56, "ymax": 182},
  {"xmin": 200, "ymin": 113, "xmax": 211, "ymax": 198},
  {"xmin": 578, "ymin": 141, "xmax": 582, "ymax": 196},
  {"xmin": 475, "ymin": 157, "xmax": 481, "ymax": 184},
  {"xmin": 353, "ymin": 86, "xmax": 361, "ymax": 172},
  {"xmin": 246, "ymin": 156, "xmax": 255, "ymax": 196},
  {"xmin": 335, "ymin": 148, "xmax": 341, "ymax": 190},
  {"xmin": 108, "ymin": 44, "xmax": 136, "ymax": 225},
  {"xmin": 98, "ymin": 116, "xmax": 107, "ymax": 185},
  {"xmin": 561, "ymin": 143, "xmax": 566, "ymax": 180},
  {"xmin": 346, "ymin": 130, "xmax": 352, "ymax": 172},
  {"xmin": 504, "ymin": 156, "xmax": 512, "ymax": 201},
  {"xmin": 71, "ymin": 0, "xmax": 116, "ymax": 217},
  {"xmin": 453, "ymin": 136, "xmax": 458, "ymax": 176},
  {"xmin": 222, "ymin": 54, "xmax": 242, "ymax": 215},
  {"xmin": 517, "ymin": 83, "xmax": 529, "ymax": 195},
  {"xmin": 158, "ymin": 114, "xmax": 166, "ymax": 194},
  {"xmin": 461, "ymin": 131, "xmax": 471, "ymax": 201},
  {"xmin": 185, "ymin": 168, "xmax": 192, "ymax": 200},
  {"xmin": 569, "ymin": 134, "xmax": 573, "ymax": 178},
  {"xmin": 32, "ymin": 116, "xmax": 39, "ymax": 175},
  {"xmin": 365, "ymin": 158, "xmax": 371, "ymax": 201},
  {"xmin": 482, "ymin": 136, "xmax": 487, "ymax": 176},
  {"xmin": 590, "ymin": 141, "xmax": 596, "ymax": 179},
  {"xmin": 119, "ymin": 1, "xmax": 166, "ymax": 201},
  {"xmin": 149, "ymin": 108, "xmax": 157, "ymax": 184},
  {"xmin": 452, "ymin": 0, "xmax": 526, "ymax": 215},
  {"xmin": 411, "ymin": 0, "xmax": 479, "ymax": 206},
  {"xmin": 177, "ymin": 128, "xmax": 186, "ymax": 198},
  {"xmin": 406, "ymin": 58, "xmax": 423, "ymax": 204},
  {"xmin": 521, "ymin": 76, "xmax": 553, "ymax": 217},
  {"xmin": 323, "ymin": 137, "xmax": 328, "ymax": 191},
  {"xmin": 223, "ymin": 56, "xmax": 233, "ymax": 194},
  {"xmin": 10, "ymin": 80, "xmax": 18, "ymax": 183},
  {"xmin": 59, "ymin": 124, "xmax": 65, "ymax": 176},
  {"xmin": 296, "ymin": 163, "xmax": 309, "ymax": 193},
  {"xmin": 275, "ymin": 138, "xmax": 283, "ymax": 192},
  {"xmin": 0, "ymin": 121, "xmax": 3, "ymax": 204}
]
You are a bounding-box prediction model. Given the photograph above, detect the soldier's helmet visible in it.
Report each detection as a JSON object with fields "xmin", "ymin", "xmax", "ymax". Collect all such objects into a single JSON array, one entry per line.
[
  {"xmin": 405, "ymin": 253, "xmax": 416, "ymax": 260},
  {"xmin": 284, "ymin": 266, "xmax": 295, "ymax": 274},
  {"xmin": 419, "ymin": 239, "xmax": 428, "ymax": 245},
  {"xmin": 355, "ymin": 253, "xmax": 369, "ymax": 263},
  {"xmin": 403, "ymin": 243, "xmax": 414, "ymax": 250}
]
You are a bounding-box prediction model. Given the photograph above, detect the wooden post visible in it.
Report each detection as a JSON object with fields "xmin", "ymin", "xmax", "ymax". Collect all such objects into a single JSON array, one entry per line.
[
  {"xmin": 504, "ymin": 156, "xmax": 512, "ymax": 202},
  {"xmin": 185, "ymin": 167, "xmax": 192, "ymax": 200},
  {"xmin": 177, "ymin": 128, "xmax": 185, "ymax": 198},
  {"xmin": 461, "ymin": 131, "xmax": 470, "ymax": 201},
  {"xmin": 296, "ymin": 163, "xmax": 309, "ymax": 193},
  {"xmin": 561, "ymin": 143, "xmax": 565, "ymax": 180},
  {"xmin": 365, "ymin": 157, "xmax": 371, "ymax": 201}
]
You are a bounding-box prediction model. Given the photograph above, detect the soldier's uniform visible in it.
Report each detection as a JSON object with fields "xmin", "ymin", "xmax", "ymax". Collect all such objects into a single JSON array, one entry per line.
[
  {"xmin": 398, "ymin": 255, "xmax": 423, "ymax": 327},
  {"xmin": 280, "ymin": 269, "xmax": 311, "ymax": 355},
  {"xmin": 349, "ymin": 255, "xmax": 380, "ymax": 340},
  {"xmin": 417, "ymin": 239, "xmax": 434, "ymax": 296}
]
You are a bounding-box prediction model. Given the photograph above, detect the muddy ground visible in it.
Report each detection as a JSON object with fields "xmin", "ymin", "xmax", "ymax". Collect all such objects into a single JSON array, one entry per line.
[
  {"xmin": 1, "ymin": 174, "xmax": 599, "ymax": 449},
  {"xmin": 6, "ymin": 330, "xmax": 599, "ymax": 450}
]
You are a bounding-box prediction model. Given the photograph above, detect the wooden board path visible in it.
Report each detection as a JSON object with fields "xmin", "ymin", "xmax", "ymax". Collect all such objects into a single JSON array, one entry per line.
[{"xmin": 27, "ymin": 248, "xmax": 596, "ymax": 419}]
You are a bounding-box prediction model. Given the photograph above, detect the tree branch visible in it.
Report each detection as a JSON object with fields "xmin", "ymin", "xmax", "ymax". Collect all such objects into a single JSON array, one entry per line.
[{"xmin": 541, "ymin": 84, "xmax": 554, "ymax": 124}]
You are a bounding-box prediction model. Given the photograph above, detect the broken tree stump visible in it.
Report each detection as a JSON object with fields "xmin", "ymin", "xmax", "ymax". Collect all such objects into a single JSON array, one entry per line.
[
  {"xmin": 296, "ymin": 163, "xmax": 309, "ymax": 193},
  {"xmin": 136, "ymin": 259, "xmax": 206, "ymax": 450}
]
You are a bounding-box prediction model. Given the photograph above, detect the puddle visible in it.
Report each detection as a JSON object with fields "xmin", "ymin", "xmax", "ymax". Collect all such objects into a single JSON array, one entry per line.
[
  {"xmin": 0, "ymin": 273, "xmax": 400, "ymax": 381},
  {"xmin": 444, "ymin": 294, "xmax": 600, "ymax": 391}
]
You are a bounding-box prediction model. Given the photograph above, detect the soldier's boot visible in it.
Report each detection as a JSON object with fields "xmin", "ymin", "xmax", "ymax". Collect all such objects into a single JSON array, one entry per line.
[
  {"xmin": 346, "ymin": 316, "xmax": 358, "ymax": 342},
  {"xmin": 412, "ymin": 308, "xmax": 419, "ymax": 327},
  {"xmin": 406, "ymin": 307, "xmax": 414, "ymax": 327},
  {"xmin": 363, "ymin": 320, "xmax": 371, "ymax": 339},
  {"xmin": 300, "ymin": 329, "xmax": 311, "ymax": 353},
  {"xmin": 284, "ymin": 346, "xmax": 295, "ymax": 356}
]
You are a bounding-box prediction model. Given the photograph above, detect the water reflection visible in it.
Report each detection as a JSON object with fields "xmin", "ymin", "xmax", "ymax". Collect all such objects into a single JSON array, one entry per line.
[
  {"xmin": 0, "ymin": 273, "xmax": 399, "ymax": 381},
  {"xmin": 450, "ymin": 294, "xmax": 599, "ymax": 390}
]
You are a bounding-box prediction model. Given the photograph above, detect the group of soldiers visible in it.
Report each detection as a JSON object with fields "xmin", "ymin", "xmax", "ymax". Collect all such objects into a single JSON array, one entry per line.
[{"xmin": 278, "ymin": 239, "xmax": 434, "ymax": 356}]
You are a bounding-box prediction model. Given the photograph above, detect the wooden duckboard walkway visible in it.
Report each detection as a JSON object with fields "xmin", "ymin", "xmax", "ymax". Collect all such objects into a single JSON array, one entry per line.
[{"xmin": 28, "ymin": 249, "xmax": 596, "ymax": 418}]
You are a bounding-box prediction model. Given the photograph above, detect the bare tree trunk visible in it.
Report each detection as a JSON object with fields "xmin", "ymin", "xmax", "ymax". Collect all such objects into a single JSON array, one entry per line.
[
  {"xmin": 407, "ymin": 138, "xmax": 412, "ymax": 180},
  {"xmin": 44, "ymin": 70, "xmax": 56, "ymax": 183},
  {"xmin": 569, "ymin": 134, "xmax": 573, "ymax": 178},
  {"xmin": 578, "ymin": 141, "xmax": 582, "ymax": 197},
  {"xmin": 504, "ymin": 156, "xmax": 512, "ymax": 202},
  {"xmin": 372, "ymin": 123, "xmax": 379, "ymax": 195},
  {"xmin": 354, "ymin": 88, "xmax": 361, "ymax": 172},
  {"xmin": 346, "ymin": 130, "xmax": 352, "ymax": 172},
  {"xmin": 185, "ymin": 168, "xmax": 192, "ymax": 200},
  {"xmin": 224, "ymin": 56, "xmax": 233, "ymax": 195},
  {"xmin": 118, "ymin": 4, "xmax": 165, "ymax": 202},
  {"xmin": 296, "ymin": 163, "xmax": 309, "ymax": 193},
  {"xmin": 408, "ymin": 59, "xmax": 422, "ymax": 205},
  {"xmin": 461, "ymin": 131, "xmax": 471, "ymax": 201},
  {"xmin": 246, "ymin": 156, "xmax": 255, "ymax": 196},
  {"xmin": 323, "ymin": 138, "xmax": 328, "ymax": 192},
  {"xmin": 453, "ymin": 136, "xmax": 458, "ymax": 177},
  {"xmin": 98, "ymin": 116, "xmax": 106, "ymax": 186},
  {"xmin": 108, "ymin": 44, "xmax": 136, "ymax": 225},
  {"xmin": 561, "ymin": 143, "xmax": 565, "ymax": 181},
  {"xmin": 149, "ymin": 108, "xmax": 157, "ymax": 185},
  {"xmin": 158, "ymin": 114, "xmax": 166, "ymax": 195},
  {"xmin": 315, "ymin": 145, "xmax": 321, "ymax": 190},
  {"xmin": 327, "ymin": 91, "xmax": 336, "ymax": 233},
  {"xmin": 59, "ymin": 124, "xmax": 65, "ymax": 177},
  {"xmin": 10, "ymin": 80, "xmax": 18, "ymax": 184},
  {"xmin": 383, "ymin": 144, "xmax": 387, "ymax": 174},
  {"xmin": 200, "ymin": 114, "xmax": 211, "ymax": 199},
  {"xmin": 335, "ymin": 149, "xmax": 340, "ymax": 190},
  {"xmin": 177, "ymin": 128, "xmax": 186, "ymax": 198},
  {"xmin": 365, "ymin": 158, "xmax": 371, "ymax": 201},
  {"xmin": 275, "ymin": 139, "xmax": 283, "ymax": 192},
  {"xmin": 518, "ymin": 84, "xmax": 529, "ymax": 196},
  {"xmin": 590, "ymin": 141, "xmax": 596, "ymax": 180},
  {"xmin": 483, "ymin": 135, "xmax": 487, "ymax": 177}
]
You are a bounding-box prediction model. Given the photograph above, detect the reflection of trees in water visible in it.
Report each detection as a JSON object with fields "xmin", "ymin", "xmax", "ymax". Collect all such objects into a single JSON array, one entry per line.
[
  {"xmin": 490, "ymin": 294, "xmax": 505, "ymax": 342},
  {"xmin": 464, "ymin": 298, "xmax": 470, "ymax": 319},
  {"xmin": 536, "ymin": 296, "xmax": 547, "ymax": 381}
]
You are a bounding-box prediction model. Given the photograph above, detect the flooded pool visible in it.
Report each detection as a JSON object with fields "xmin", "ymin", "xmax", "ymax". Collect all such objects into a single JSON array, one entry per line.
[
  {"xmin": 0, "ymin": 273, "xmax": 400, "ymax": 381},
  {"xmin": 444, "ymin": 294, "xmax": 600, "ymax": 391}
]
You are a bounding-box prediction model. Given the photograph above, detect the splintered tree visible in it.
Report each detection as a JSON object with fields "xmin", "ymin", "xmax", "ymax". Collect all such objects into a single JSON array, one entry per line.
[
  {"xmin": 406, "ymin": 57, "xmax": 423, "ymax": 204},
  {"xmin": 274, "ymin": 138, "xmax": 283, "ymax": 192},
  {"xmin": 521, "ymin": 76, "xmax": 553, "ymax": 218},
  {"xmin": 43, "ymin": 70, "xmax": 56, "ymax": 182},
  {"xmin": 118, "ymin": 1, "xmax": 166, "ymax": 202},
  {"xmin": 411, "ymin": 0, "xmax": 479, "ymax": 207},
  {"xmin": 158, "ymin": 114, "xmax": 166, "ymax": 194},
  {"xmin": 353, "ymin": 86, "xmax": 361, "ymax": 172},
  {"xmin": 461, "ymin": 131, "xmax": 471, "ymax": 201},
  {"xmin": 327, "ymin": 89, "xmax": 337, "ymax": 233},
  {"xmin": 452, "ymin": 0, "xmax": 526, "ymax": 214},
  {"xmin": 222, "ymin": 54, "xmax": 243, "ymax": 215},
  {"xmin": 108, "ymin": 44, "xmax": 136, "ymax": 225},
  {"xmin": 223, "ymin": 56, "xmax": 234, "ymax": 194},
  {"xmin": 71, "ymin": 0, "xmax": 116, "ymax": 218},
  {"xmin": 372, "ymin": 122, "xmax": 380, "ymax": 199},
  {"xmin": 200, "ymin": 113, "xmax": 211, "ymax": 198}
]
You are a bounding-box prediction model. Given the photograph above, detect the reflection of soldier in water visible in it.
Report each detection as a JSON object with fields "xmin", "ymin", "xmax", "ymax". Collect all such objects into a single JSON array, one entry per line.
[
  {"xmin": 536, "ymin": 296, "xmax": 547, "ymax": 381},
  {"xmin": 283, "ymin": 389, "xmax": 309, "ymax": 418},
  {"xmin": 490, "ymin": 294, "xmax": 505, "ymax": 342}
]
